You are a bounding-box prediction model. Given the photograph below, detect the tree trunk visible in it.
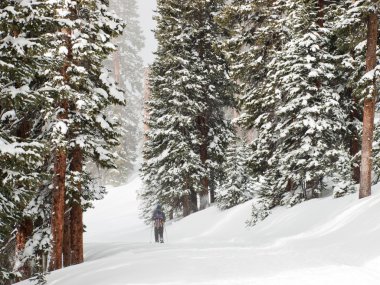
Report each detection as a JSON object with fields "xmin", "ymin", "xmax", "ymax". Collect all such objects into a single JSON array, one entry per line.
[
  {"xmin": 63, "ymin": 210, "xmax": 71, "ymax": 267},
  {"xmin": 69, "ymin": 146, "xmax": 84, "ymax": 265},
  {"xmin": 359, "ymin": 11, "xmax": 378, "ymax": 199},
  {"xmin": 209, "ymin": 169, "xmax": 216, "ymax": 203},
  {"xmin": 15, "ymin": 116, "xmax": 33, "ymax": 280},
  {"xmin": 190, "ymin": 188, "xmax": 198, "ymax": 213},
  {"xmin": 317, "ymin": 0, "xmax": 324, "ymax": 27},
  {"xmin": 15, "ymin": 218, "xmax": 33, "ymax": 279},
  {"xmin": 49, "ymin": 143, "xmax": 67, "ymax": 271},
  {"xmin": 169, "ymin": 209, "xmax": 174, "ymax": 220},
  {"xmin": 50, "ymin": 25, "xmax": 71, "ymax": 271},
  {"xmin": 285, "ymin": 178, "xmax": 294, "ymax": 193},
  {"xmin": 182, "ymin": 195, "xmax": 191, "ymax": 217}
]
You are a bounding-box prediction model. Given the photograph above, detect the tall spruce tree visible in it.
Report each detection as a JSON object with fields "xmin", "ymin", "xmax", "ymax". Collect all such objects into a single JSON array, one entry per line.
[
  {"xmin": 39, "ymin": 0, "xmax": 124, "ymax": 271},
  {"xmin": 330, "ymin": 0, "xmax": 370, "ymax": 189},
  {"xmin": 333, "ymin": 1, "xmax": 380, "ymax": 195},
  {"xmin": 263, "ymin": 0, "xmax": 350, "ymax": 205},
  {"xmin": 221, "ymin": 0, "xmax": 354, "ymax": 224},
  {"xmin": 218, "ymin": 0, "xmax": 286, "ymax": 181},
  {"xmin": 0, "ymin": 0, "xmax": 53, "ymax": 282},
  {"xmin": 91, "ymin": 0, "xmax": 145, "ymax": 186},
  {"xmin": 357, "ymin": 2, "xmax": 378, "ymax": 198},
  {"xmin": 1, "ymin": 0, "xmax": 124, "ymax": 282},
  {"xmin": 140, "ymin": 0, "xmax": 234, "ymax": 220},
  {"xmin": 216, "ymin": 137, "xmax": 256, "ymax": 209}
]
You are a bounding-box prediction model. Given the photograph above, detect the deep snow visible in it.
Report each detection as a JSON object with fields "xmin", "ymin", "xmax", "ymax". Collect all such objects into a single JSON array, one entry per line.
[{"xmin": 18, "ymin": 176, "xmax": 380, "ymax": 284}]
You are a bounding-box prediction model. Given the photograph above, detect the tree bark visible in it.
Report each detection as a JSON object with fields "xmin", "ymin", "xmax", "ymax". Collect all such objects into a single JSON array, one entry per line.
[
  {"xmin": 63, "ymin": 210, "xmax": 71, "ymax": 267},
  {"xmin": 190, "ymin": 188, "xmax": 198, "ymax": 213},
  {"xmin": 182, "ymin": 194, "xmax": 191, "ymax": 217},
  {"xmin": 182, "ymin": 176, "xmax": 191, "ymax": 217},
  {"xmin": 15, "ymin": 113, "xmax": 33, "ymax": 280},
  {"xmin": 209, "ymin": 169, "xmax": 216, "ymax": 203},
  {"xmin": 69, "ymin": 146, "xmax": 84, "ymax": 265},
  {"xmin": 50, "ymin": 25, "xmax": 71, "ymax": 271},
  {"xmin": 317, "ymin": 0, "xmax": 324, "ymax": 27},
  {"xmin": 15, "ymin": 218, "xmax": 33, "ymax": 279},
  {"xmin": 49, "ymin": 142, "xmax": 67, "ymax": 271},
  {"xmin": 359, "ymin": 11, "xmax": 378, "ymax": 199}
]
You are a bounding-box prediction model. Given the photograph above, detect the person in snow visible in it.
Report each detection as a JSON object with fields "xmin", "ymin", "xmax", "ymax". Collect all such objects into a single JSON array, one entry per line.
[{"xmin": 152, "ymin": 204, "xmax": 166, "ymax": 243}]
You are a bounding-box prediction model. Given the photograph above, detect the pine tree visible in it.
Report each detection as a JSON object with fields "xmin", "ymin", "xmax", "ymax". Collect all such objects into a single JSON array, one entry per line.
[
  {"xmin": 218, "ymin": 0, "xmax": 287, "ymax": 183},
  {"xmin": 1, "ymin": 0, "xmax": 124, "ymax": 282},
  {"xmin": 330, "ymin": 0, "xmax": 370, "ymax": 189},
  {"xmin": 333, "ymin": 1, "xmax": 380, "ymax": 195},
  {"xmin": 92, "ymin": 0, "xmax": 145, "ymax": 186},
  {"xmin": 141, "ymin": 0, "xmax": 234, "ymax": 220},
  {"xmin": 39, "ymin": 0, "xmax": 124, "ymax": 270},
  {"xmin": 260, "ymin": 0, "xmax": 350, "ymax": 206},
  {"xmin": 358, "ymin": 4, "xmax": 378, "ymax": 198},
  {"xmin": 216, "ymin": 137, "xmax": 256, "ymax": 209},
  {"xmin": 0, "ymin": 0, "xmax": 52, "ymax": 281},
  {"xmin": 221, "ymin": 0, "xmax": 354, "ymax": 224}
]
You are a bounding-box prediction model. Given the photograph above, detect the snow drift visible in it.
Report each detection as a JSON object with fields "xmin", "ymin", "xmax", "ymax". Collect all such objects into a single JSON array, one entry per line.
[{"xmin": 18, "ymin": 176, "xmax": 380, "ymax": 285}]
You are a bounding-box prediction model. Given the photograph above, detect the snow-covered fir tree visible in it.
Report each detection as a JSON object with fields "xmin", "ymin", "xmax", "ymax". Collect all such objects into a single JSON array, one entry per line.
[
  {"xmin": 218, "ymin": 0, "xmax": 287, "ymax": 185},
  {"xmin": 118, "ymin": 0, "xmax": 145, "ymax": 181},
  {"xmin": 1, "ymin": 0, "xmax": 124, "ymax": 282},
  {"xmin": 333, "ymin": 1, "xmax": 380, "ymax": 189},
  {"xmin": 90, "ymin": 0, "xmax": 145, "ymax": 186},
  {"xmin": 0, "ymin": 0, "xmax": 53, "ymax": 282},
  {"xmin": 329, "ymin": 0, "xmax": 371, "ymax": 190},
  {"xmin": 39, "ymin": 0, "xmax": 124, "ymax": 272},
  {"xmin": 220, "ymin": 0, "xmax": 356, "ymax": 224},
  {"xmin": 140, "ymin": 0, "xmax": 234, "ymax": 221},
  {"xmin": 216, "ymin": 137, "xmax": 256, "ymax": 209},
  {"xmin": 257, "ymin": 0, "xmax": 352, "ymax": 208}
]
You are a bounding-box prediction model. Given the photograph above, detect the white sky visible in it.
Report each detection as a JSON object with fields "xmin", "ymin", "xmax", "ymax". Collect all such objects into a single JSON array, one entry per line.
[{"xmin": 138, "ymin": 0, "xmax": 157, "ymax": 66}]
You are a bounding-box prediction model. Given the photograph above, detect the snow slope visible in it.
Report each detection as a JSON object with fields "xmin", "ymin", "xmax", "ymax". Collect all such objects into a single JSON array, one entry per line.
[{"xmin": 19, "ymin": 176, "xmax": 380, "ymax": 285}]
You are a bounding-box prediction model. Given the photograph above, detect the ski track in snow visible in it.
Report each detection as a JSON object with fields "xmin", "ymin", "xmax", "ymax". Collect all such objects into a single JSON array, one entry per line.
[{"xmin": 17, "ymin": 177, "xmax": 380, "ymax": 285}]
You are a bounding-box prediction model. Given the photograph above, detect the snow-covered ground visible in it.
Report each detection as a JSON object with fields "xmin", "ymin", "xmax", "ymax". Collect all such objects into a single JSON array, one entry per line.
[{"xmin": 19, "ymin": 176, "xmax": 380, "ymax": 285}]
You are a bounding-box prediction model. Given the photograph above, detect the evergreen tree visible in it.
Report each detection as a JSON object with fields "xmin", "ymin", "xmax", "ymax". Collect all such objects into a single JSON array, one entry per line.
[
  {"xmin": 140, "ymin": 0, "xmax": 234, "ymax": 220},
  {"xmin": 261, "ymin": 0, "xmax": 351, "ymax": 205},
  {"xmin": 333, "ymin": 1, "xmax": 380, "ymax": 194},
  {"xmin": 0, "ymin": 0, "xmax": 53, "ymax": 281},
  {"xmin": 216, "ymin": 137, "xmax": 256, "ymax": 209},
  {"xmin": 92, "ymin": 0, "xmax": 145, "ymax": 186},
  {"xmin": 218, "ymin": 0, "xmax": 287, "ymax": 183},
  {"xmin": 1, "ymin": 0, "xmax": 124, "ymax": 282},
  {"xmin": 356, "ymin": 3, "xmax": 378, "ymax": 198},
  {"xmin": 330, "ymin": 0, "xmax": 370, "ymax": 189},
  {"xmin": 222, "ymin": 0, "xmax": 354, "ymax": 224},
  {"xmin": 39, "ymin": 0, "xmax": 124, "ymax": 271}
]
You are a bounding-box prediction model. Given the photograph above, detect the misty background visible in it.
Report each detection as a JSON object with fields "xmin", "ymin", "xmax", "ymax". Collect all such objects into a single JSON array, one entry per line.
[{"xmin": 137, "ymin": 0, "xmax": 157, "ymax": 65}]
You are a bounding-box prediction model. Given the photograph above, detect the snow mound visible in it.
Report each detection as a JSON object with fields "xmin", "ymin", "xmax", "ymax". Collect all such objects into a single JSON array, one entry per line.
[{"xmin": 18, "ymin": 177, "xmax": 380, "ymax": 285}]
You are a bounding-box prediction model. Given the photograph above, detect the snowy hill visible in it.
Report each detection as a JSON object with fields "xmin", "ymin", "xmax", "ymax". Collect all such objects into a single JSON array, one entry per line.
[{"xmin": 18, "ymin": 176, "xmax": 380, "ymax": 285}]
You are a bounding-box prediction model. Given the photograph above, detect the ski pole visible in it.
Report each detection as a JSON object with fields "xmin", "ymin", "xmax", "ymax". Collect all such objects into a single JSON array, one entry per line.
[{"xmin": 164, "ymin": 225, "xmax": 168, "ymax": 243}]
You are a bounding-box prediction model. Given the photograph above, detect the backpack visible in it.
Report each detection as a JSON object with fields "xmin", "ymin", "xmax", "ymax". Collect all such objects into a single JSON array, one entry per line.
[{"xmin": 154, "ymin": 211, "xmax": 164, "ymax": 228}]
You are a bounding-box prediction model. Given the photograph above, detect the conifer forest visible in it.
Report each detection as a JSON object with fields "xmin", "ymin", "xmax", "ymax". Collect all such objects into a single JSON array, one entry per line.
[{"xmin": 1, "ymin": 0, "xmax": 380, "ymax": 284}]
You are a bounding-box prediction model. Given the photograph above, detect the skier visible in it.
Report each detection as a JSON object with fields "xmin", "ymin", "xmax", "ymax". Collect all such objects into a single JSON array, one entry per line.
[{"xmin": 152, "ymin": 204, "xmax": 166, "ymax": 243}]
